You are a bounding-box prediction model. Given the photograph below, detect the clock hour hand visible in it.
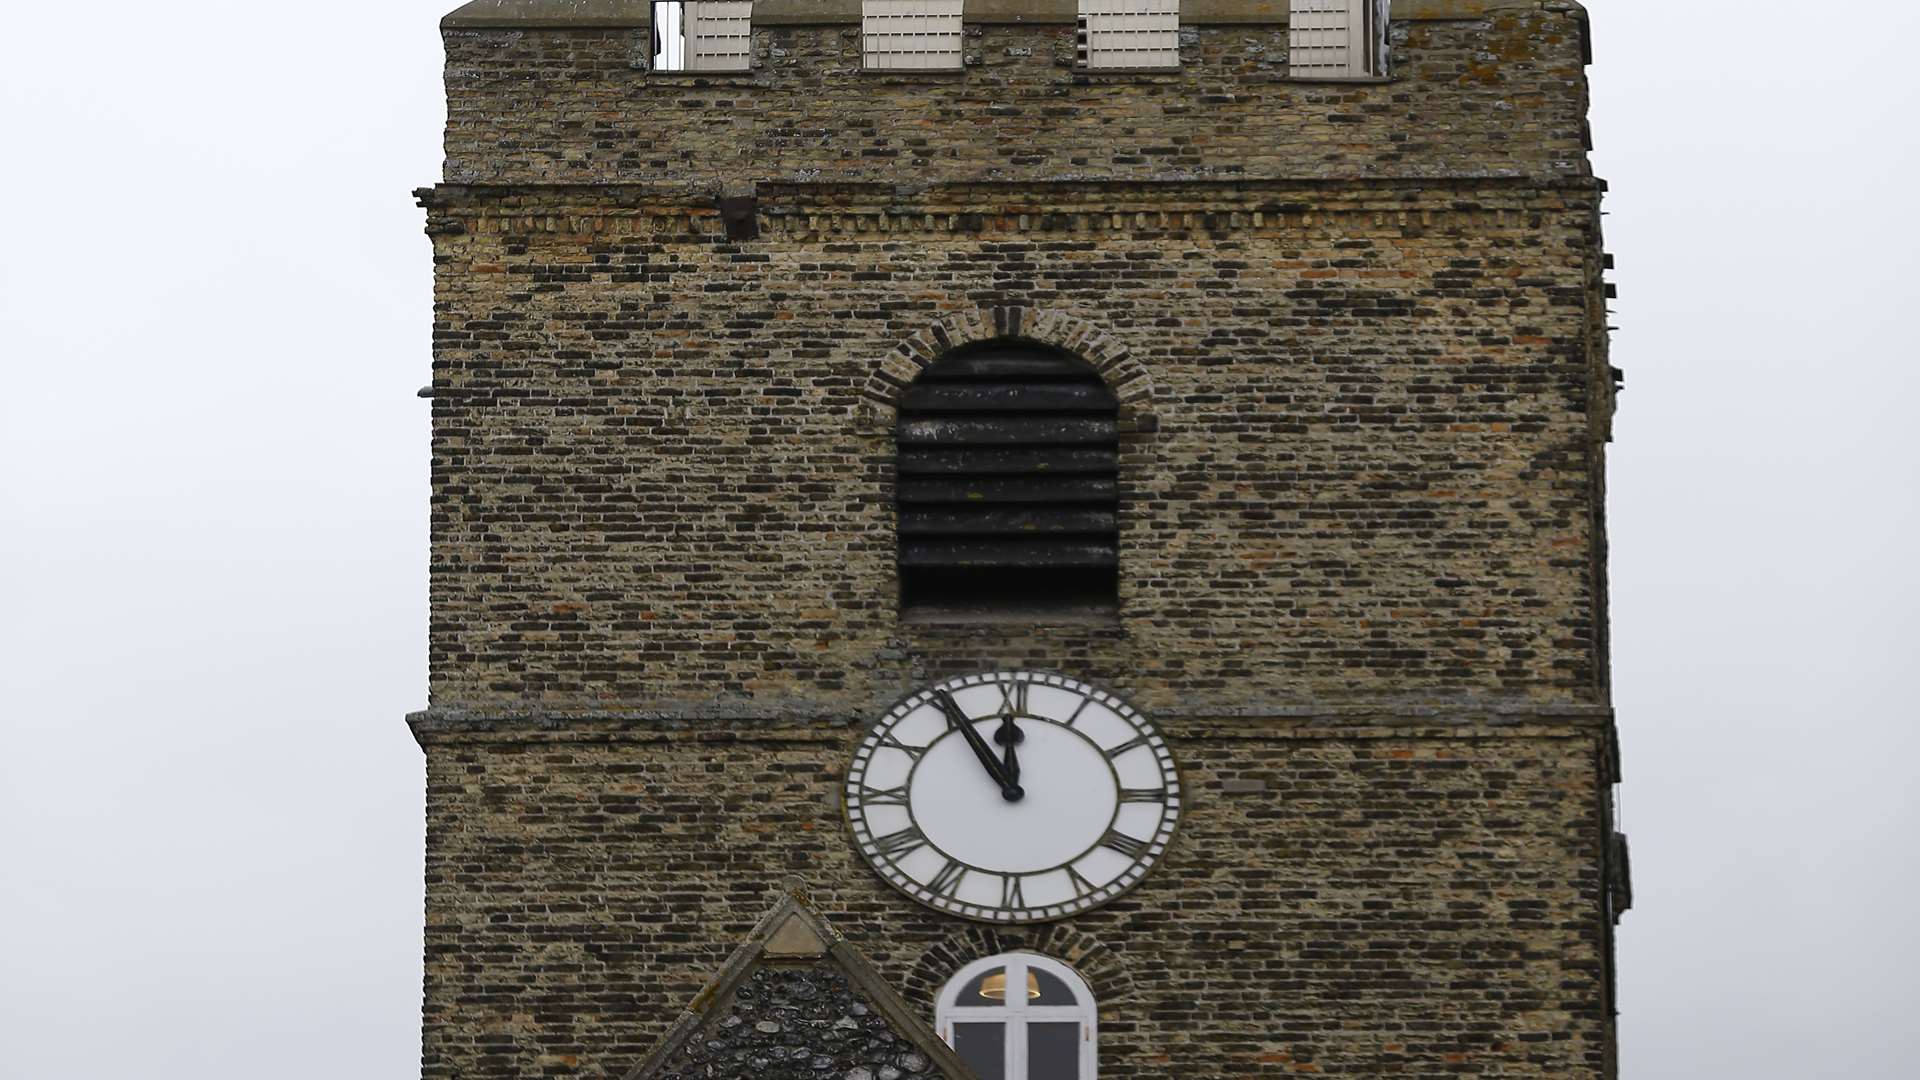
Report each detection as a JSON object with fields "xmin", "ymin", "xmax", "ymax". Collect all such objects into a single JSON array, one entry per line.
[
  {"xmin": 996, "ymin": 714, "xmax": 1021, "ymax": 784},
  {"xmin": 935, "ymin": 691, "xmax": 1024, "ymax": 802}
]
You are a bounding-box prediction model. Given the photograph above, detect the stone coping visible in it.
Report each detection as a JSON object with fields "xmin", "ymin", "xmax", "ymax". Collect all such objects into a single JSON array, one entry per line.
[{"xmin": 443, "ymin": 0, "xmax": 1582, "ymax": 29}]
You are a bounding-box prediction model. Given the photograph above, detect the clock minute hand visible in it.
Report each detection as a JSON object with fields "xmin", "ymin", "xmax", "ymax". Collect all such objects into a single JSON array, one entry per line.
[
  {"xmin": 936, "ymin": 692, "xmax": 1006, "ymax": 784},
  {"xmin": 935, "ymin": 692, "xmax": 1024, "ymax": 802}
]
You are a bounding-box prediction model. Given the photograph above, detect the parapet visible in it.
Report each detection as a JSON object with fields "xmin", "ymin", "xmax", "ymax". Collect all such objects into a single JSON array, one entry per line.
[
  {"xmin": 440, "ymin": 0, "xmax": 1594, "ymax": 186},
  {"xmin": 443, "ymin": 0, "xmax": 1588, "ymax": 29}
]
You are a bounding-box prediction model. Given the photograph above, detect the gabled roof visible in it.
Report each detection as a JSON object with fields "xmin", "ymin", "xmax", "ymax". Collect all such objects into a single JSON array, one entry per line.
[{"xmin": 622, "ymin": 889, "xmax": 976, "ymax": 1080}]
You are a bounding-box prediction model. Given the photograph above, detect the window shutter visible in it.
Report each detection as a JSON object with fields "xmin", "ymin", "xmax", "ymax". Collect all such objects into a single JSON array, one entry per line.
[
  {"xmin": 862, "ymin": 0, "xmax": 964, "ymax": 71},
  {"xmin": 1077, "ymin": 0, "xmax": 1181, "ymax": 70},
  {"xmin": 897, "ymin": 348, "xmax": 1120, "ymax": 615},
  {"xmin": 1288, "ymin": 0, "xmax": 1387, "ymax": 79},
  {"xmin": 685, "ymin": 1, "xmax": 753, "ymax": 72}
]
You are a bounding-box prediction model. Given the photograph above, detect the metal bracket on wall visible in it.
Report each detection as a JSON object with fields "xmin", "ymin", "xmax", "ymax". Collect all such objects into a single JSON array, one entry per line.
[
  {"xmin": 1607, "ymin": 831, "xmax": 1632, "ymax": 923},
  {"xmin": 718, "ymin": 194, "xmax": 760, "ymax": 241}
]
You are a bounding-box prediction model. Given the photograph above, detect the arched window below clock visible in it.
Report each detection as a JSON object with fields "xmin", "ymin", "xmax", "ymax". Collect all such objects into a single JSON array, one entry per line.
[{"xmin": 935, "ymin": 953, "xmax": 1097, "ymax": 1080}]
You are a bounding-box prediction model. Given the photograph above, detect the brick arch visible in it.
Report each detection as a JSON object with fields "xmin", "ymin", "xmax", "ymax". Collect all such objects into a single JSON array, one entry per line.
[
  {"xmin": 857, "ymin": 307, "xmax": 1157, "ymax": 429},
  {"xmin": 900, "ymin": 923, "xmax": 1141, "ymax": 1011}
]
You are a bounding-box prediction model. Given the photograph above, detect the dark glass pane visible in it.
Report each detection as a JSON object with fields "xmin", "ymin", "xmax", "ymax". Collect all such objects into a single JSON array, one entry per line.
[
  {"xmin": 955, "ymin": 966, "xmax": 1006, "ymax": 1006},
  {"xmin": 1027, "ymin": 1022, "xmax": 1081, "ymax": 1080},
  {"xmin": 953, "ymin": 1022, "xmax": 1007, "ymax": 1080},
  {"xmin": 1029, "ymin": 967, "xmax": 1079, "ymax": 1006}
]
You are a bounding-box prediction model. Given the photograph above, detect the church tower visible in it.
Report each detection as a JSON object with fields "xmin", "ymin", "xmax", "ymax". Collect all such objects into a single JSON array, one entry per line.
[{"xmin": 413, "ymin": 1, "xmax": 1627, "ymax": 1077}]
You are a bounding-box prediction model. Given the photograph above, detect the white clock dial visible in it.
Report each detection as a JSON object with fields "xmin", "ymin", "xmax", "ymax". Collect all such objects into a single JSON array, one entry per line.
[{"xmin": 845, "ymin": 671, "xmax": 1181, "ymax": 923}]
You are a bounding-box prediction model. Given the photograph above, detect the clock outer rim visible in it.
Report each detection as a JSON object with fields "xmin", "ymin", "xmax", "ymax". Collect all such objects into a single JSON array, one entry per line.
[{"xmin": 842, "ymin": 668, "xmax": 1184, "ymax": 925}]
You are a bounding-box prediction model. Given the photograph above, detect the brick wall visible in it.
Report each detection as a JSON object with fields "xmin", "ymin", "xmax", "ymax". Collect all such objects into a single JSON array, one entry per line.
[
  {"xmin": 419, "ymin": 727, "xmax": 1613, "ymax": 1078},
  {"xmin": 421, "ymin": 181, "xmax": 1611, "ymax": 717}
]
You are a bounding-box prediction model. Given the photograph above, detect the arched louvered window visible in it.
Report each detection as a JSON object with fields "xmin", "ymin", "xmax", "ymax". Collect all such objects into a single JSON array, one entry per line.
[{"xmin": 897, "ymin": 345, "xmax": 1119, "ymax": 618}]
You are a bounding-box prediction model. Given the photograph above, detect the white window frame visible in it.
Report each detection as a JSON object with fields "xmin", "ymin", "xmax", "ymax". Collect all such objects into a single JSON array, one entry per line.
[
  {"xmin": 1076, "ymin": 0, "xmax": 1181, "ymax": 71},
  {"xmin": 936, "ymin": 953, "xmax": 1098, "ymax": 1080},
  {"xmin": 862, "ymin": 0, "xmax": 965, "ymax": 71},
  {"xmin": 651, "ymin": 1, "xmax": 753, "ymax": 73},
  {"xmin": 1288, "ymin": 0, "xmax": 1390, "ymax": 79}
]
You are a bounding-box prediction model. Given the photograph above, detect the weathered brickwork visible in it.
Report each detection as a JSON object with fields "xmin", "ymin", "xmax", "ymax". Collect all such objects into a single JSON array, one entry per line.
[
  {"xmin": 419, "ymin": 729, "xmax": 1613, "ymax": 1077},
  {"xmin": 414, "ymin": 1, "xmax": 1622, "ymax": 1077},
  {"xmin": 422, "ymin": 183, "xmax": 1610, "ymax": 714}
]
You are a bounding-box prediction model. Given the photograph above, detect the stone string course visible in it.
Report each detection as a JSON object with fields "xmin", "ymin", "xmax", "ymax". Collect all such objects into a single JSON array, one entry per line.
[{"xmin": 416, "ymin": 2, "xmax": 1623, "ymax": 1078}]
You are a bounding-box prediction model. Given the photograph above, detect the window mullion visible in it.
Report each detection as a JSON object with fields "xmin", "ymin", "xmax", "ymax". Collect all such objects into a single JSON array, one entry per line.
[{"xmin": 1009, "ymin": 957, "xmax": 1028, "ymax": 1080}]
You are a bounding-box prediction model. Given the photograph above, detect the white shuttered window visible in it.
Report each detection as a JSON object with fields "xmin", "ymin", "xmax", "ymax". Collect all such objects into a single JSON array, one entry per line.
[
  {"xmin": 862, "ymin": 0, "xmax": 964, "ymax": 71},
  {"xmin": 1288, "ymin": 0, "xmax": 1389, "ymax": 79},
  {"xmin": 1077, "ymin": 0, "xmax": 1181, "ymax": 70},
  {"xmin": 651, "ymin": 1, "xmax": 753, "ymax": 71},
  {"xmin": 685, "ymin": 2, "xmax": 753, "ymax": 71}
]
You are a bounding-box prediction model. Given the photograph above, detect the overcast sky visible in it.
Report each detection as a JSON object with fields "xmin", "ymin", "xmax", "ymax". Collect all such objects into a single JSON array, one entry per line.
[{"xmin": 2, "ymin": 1, "xmax": 1915, "ymax": 1076}]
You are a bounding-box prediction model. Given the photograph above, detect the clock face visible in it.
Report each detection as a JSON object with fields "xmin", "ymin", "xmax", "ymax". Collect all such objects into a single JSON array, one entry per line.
[{"xmin": 844, "ymin": 671, "xmax": 1181, "ymax": 923}]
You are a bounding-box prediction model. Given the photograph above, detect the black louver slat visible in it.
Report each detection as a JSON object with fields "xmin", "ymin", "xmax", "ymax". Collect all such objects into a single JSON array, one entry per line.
[
  {"xmin": 898, "ymin": 477, "xmax": 1119, "ymax": 504},
  {"xmin": 897, "ymin": 417, "xmax": 1117, "ymax": 446},
  {"xmin": 898, "ymin": 348, "xmax": 1120, "ymax": 612},
  {"xmin": 899, "ymin": 509, "xmax": 1117, "ymax": 536},
  {"xmin": 896, "ymin": 447, "xmax": 1116, "ymax": 475}
]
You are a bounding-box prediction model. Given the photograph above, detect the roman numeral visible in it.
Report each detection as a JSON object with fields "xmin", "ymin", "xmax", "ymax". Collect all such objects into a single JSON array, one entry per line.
[
  {"xmin": 1119, "ymin": 787, "xmax": 1168, "ymax": 804},
  {"xmin": 1100, "ymin": 830, "xmax": 1151, "ymax": 859},
  {"xmin": 1000, "ymin": 875, "xmax": 1026, "ymax": 908},
  {"xmin": 1065, "ymin": 864, "xmax": 1097, "ymax": 896},
  {"xmin": 997, "ymin": 680, "xmax": 1029, "ymax": 716},
  {"xmin": 857, "ymin": 785, "xmax": 909, "ymax": 806},
  {"xmin": 878, "ymin": 733, "xmax": 925, "ymax": 760},
  {"xmin": 927, "ymin": 860, "xmax": 967, "ymax": 898},
  {"xmin": 872, "ymin": 826, "xmax": 926, "ymax": 859},
  {"xmin": 1104, "ymin": 735, "xmax": 1149, "ymax": 759},
  {"xmin": 1064, "ymin": 696, "xmax": 1093, "ymax": 727}
]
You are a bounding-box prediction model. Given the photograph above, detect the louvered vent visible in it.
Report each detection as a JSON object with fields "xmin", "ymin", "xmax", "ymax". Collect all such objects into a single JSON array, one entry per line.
[
  {"xmin": 1077, "ymin": 0, "xmax": 1182, "ymax": 70},
  {"xmin": 897, "ymin": 347, "xmax": 1120, "ymax": 617},
  {"xmin": 650, "ymin": 1, "xmax": 753, "ymax": 72},
  {"xmin": 1288, "ymin": 0, "xmax": 1389, "ymax": 79},
  {"xmin": 685, "ymin": 1, "xmax": 753, "ymax": 72},
  {"xmin": 862, "ymin": 0, "xmax": 964, "ymax": 71}
]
